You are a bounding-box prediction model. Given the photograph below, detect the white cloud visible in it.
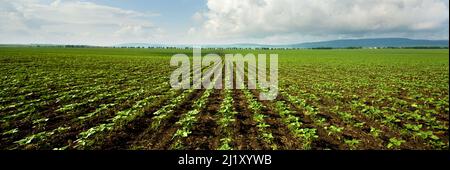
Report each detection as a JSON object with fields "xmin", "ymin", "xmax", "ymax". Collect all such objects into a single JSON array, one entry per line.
[
  {"xmin": 191, "ymin": 12, "xmax": 204, "ymax": 24},
  {"xmin": 0, "ymin": 0, "xmax": 161, "ymax": 45},
  {"xmin": 195, "ymin": 0, "xmax": 449, "ymax": 43}
]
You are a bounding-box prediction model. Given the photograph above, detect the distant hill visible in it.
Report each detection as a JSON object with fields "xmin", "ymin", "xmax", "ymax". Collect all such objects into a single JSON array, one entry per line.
[
  {"xmin": 286, "ymin": 38, "xmax": 449, "ymax": 48},
  {"xmin": 113, "ymin": 43, "xmax": 167, "ymax": 48},
  {"xmin": 114, "ymin": 38, "xmax": 448, "ymax": 49}
]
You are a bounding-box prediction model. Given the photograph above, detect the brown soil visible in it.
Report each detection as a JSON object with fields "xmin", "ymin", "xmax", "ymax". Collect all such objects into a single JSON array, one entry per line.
[
  {"xmin": 182, "ymin": 89, "xmax": 223, "ymax": 150},
  {"xmin": 126, "ymin": 89, "xmax": 206, "ymax": 150},
  {"xmin": 231, "ymin": 90, "xmax": 262, "ymax": 150}
]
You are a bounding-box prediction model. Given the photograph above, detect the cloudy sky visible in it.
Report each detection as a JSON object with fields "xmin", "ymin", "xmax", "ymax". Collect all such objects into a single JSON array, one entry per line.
[{"xmin": 0, "ymin": 0, "xmax": 448, "ymax": 45}]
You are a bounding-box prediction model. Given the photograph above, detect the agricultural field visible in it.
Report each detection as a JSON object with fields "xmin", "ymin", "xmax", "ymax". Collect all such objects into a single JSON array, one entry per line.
[{"xmin": 0, "ymin": 47, "xmax": 448, "ymax": 150}]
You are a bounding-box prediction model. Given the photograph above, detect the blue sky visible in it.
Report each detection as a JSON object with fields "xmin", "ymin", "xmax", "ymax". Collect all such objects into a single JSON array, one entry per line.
[
  {"xmin": 88, "ymin": 0, "xmax": 206, "ymax": 32},
  {"xmin": 0, "ymin": 0, "xmax": 448, "ymax": 45}
]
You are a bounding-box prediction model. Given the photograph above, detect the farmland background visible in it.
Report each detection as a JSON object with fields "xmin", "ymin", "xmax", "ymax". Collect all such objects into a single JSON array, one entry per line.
[{"xmin": 0, "ymin": 47, "xmax": 448, "ymax": 150}]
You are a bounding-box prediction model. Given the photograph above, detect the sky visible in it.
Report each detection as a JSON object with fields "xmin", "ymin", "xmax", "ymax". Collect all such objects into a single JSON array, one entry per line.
[{"xmin": 0, "ymin": 0, "xmax": 448, "ymax": 45}]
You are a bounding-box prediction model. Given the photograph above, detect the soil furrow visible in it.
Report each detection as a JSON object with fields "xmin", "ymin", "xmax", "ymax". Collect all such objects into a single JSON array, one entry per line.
[{"xmin": 232, "ymin": 90, "xmax": 262, "ymax": 150}]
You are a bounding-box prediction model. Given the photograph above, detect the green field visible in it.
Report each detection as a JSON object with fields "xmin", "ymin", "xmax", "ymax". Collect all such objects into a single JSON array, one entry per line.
[{"xmin": 0, "ymin": 47, "xmax": 448, "ymax": 150}]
